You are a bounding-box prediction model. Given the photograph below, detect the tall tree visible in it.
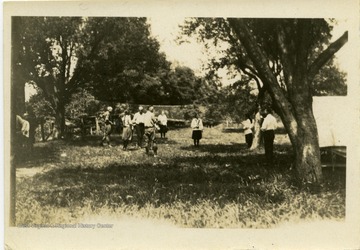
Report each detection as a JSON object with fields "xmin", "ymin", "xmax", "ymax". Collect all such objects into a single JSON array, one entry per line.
[
  {"xmin": 26, "ymin": 90, "xmax": 55, "ymax": 141},
  {"xmin": 10, "ymin": 16, "xmax": 24, "ymax": 226},
  {"xmin": 78, "ymin": 17, "xmax": 171, "ymax": 104},
  {"xmin": 13, "ymin": 17, "xmax": 84, "ymax": 138},
  {"xmin": 182, "ymin": 18, "xmax": 348, "ymax": 183},
  {"xmin": 13, "ymin": 17, "xmax": 173, "ymax": 136},
  {"xmin": 164, "ymin": 66, "xmax": 201, "ymax": 105}
]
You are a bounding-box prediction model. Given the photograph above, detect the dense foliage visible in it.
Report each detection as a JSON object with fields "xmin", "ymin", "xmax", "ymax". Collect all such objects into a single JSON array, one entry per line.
[{"xmin": 17, "ymin": 17, "xmax": 223, "ymax": 133}]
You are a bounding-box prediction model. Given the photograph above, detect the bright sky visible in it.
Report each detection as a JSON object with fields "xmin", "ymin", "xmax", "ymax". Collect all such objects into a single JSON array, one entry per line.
[
  {"xmin": 330, "ymin": 19, "xmax": 351, "ymax": 71},
  {"xmin": 149, "ymin": 17, "xmax": 202, "ymax": 70},
  {"xmin": 26, "ymin": 18, "xmax": 350, "ymax": 101},
  {"xmin": 148, "ymin": 16, "xmax": 242, "ymax": 86},
  {"xmin": 148, "ymin": 17, "xmax": 205, "ymax": 74},
  {"xmin": 148, "ymin": 17, "xmax": 350, "ymax": 82}
]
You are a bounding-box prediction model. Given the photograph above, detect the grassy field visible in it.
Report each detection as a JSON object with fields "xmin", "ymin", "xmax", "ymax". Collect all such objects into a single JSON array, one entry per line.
[{"xmin": 15, "ymin": 125, "xmax": 345, "ymax": 228}]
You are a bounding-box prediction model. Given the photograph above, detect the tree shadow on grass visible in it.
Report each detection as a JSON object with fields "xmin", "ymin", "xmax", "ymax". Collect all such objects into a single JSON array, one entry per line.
[
  {"xmin": 222, "ymin": 128, "xmax": 243, "ymax": 133},
  {"xmin": 20, "ymin": 148, "xmax": 298, "ymax": 210},
  {"xmin": 64, "ymin": 135, "xmax": 121, "ymax": 147},
  {"xmin": 171, "ymin": 149, "xmax": 294, "ymax": 173},
  {"xmin": 18, "ymin": 140, "xmax": 345, "ymax": 218},
  {"xmin": 180, "ymin": 143, "xmax": 249, "ymax": 154},
  {"xmin": 16, "ymin": 142, "xmax": 59, "ymax": 168},
  {"xmin": 63, "ymin": 135, "xmax": 179, "ymax": 147},
  {"xmin": 155, "ymin": 138, "xmax": 179, "ymax": 145}
]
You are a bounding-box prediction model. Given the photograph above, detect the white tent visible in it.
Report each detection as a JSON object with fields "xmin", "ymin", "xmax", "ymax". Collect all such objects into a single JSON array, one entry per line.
[{"xmin": 312, "ymin": 96, "xmax": 348, "ymax": 147}]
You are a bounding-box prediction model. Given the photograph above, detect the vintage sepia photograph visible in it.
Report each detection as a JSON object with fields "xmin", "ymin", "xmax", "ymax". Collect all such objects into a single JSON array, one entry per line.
[{"xmin": 3, "ymin": 1, "xmax": 360, "ymax": 249}]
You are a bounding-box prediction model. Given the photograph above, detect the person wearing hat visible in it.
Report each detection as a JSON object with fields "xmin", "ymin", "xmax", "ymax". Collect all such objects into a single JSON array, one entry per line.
[
  {"xmin": 100, "ymin": 106, "xmax": 113, "ymax": 147},
  {"xmin": 143, "ymin": 106, "xmax": 158, "ymax": 156},
  {"xmin": 132, "ymin": 106, "xmax": 145, "ymax": 148}
]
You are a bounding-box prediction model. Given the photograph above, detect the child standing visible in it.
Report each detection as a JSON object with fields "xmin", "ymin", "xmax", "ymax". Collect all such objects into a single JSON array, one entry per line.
[{"xmin": 191, "ymin": 113, "xmax": 204, "ymax": 147}]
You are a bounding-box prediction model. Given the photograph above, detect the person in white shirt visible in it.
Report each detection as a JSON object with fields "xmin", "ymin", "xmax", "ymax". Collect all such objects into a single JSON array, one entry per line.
[
  {"xmin": 132, "ymin": 106, "xmax": 145, "ymax": 148},
  {"xmin": 191, "ymin": 113, "xmax": 204, "ymax": 147},
  {"xmin": 16, "ymin": 114, "xmax": 30, "ymax": 138},
  {"xmin": 242, "ymin": 113, "xmax": 254, "ymax": 148},
  {"xmin": 143, "ymin": 106, "xmax": 158, "ymax": 156},
  {"xmin": 121, "ymin": 110, "xmax": 132, "ymax": 150},
  {"xmin": 260, "ymin": 108, "xmax": 277, "ymax": 164},
  {"xmin": 157, "ymin": 110, "xmax": 168, "ymax": 139}
]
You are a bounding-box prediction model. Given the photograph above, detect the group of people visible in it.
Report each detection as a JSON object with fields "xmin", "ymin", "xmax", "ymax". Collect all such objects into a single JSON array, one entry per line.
[
  {"xmin": 15, "ymin": 103, "xmax": 277, "ymax": 163},
  {"xmin": 99, "ymin": 104, "xmax": 278, "ymax": 163},
  {"xmin": 100, "ymin": 104, "xmax": 207, "ymax": 154},
  {"xmin": 242, "ymin": 108, "xmax": 277, "ymax": 165},
  {"xmin": 100, "ymin": 105, "xmax": 168, "ymax": 157}
]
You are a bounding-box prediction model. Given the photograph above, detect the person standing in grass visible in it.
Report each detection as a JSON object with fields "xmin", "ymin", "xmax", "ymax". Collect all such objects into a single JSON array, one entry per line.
[
  {"xmin": 143, "ymin": 106, "xmax": 158, "ymax": 156},
  {"xmin": 242, "ymin": 113, "xmax": 254, "ymax": 148},
  {"xmin": 100, "ymin": 106, "xmax": 113, "ymax": 147},
  {"xmin": 121, "ymin": 110, "xmax": 133, "ymax": 151},
  {"xmin": 157, "ymin": 110, "xmax": 168, "ymax": 139},
  {"xmin": 132, "ymin": 106, "xmax": 145, "ymax": 148},
  {"xmin": 260, "ymin": 108, "xmax": 277, "ymax": 164},
  {"xmin": 191, "ymin": 113, "xmax": 203, "ymax": 147}
]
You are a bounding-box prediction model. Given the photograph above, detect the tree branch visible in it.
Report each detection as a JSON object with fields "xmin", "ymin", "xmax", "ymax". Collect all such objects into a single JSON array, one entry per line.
[
  {"xmin": 65, "ymin": 35, "xmax": 103, "ymax": 93},
  {"xmin": 242, "ymin": 67, "xmax": 262, "ymax": 90},
  {"xmin": 308, "ymin": 31, "xmax": 348, "ymax": 82},
  {"xmin": 228, "ymin": 18, "xmax": 298, "ymax": 147},
  {"xmin": 276, "ymin": 23, "xmax": 294, "ymax": 94}
]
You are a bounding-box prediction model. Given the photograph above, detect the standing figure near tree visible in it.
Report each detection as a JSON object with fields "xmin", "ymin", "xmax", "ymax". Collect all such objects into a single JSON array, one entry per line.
[
  {"xmin": 157, "ymin": 110, "xmax": 168, "ymax": 139},
  {"xmin": 121, "ymin": 110, "xmax": 132, "ymax": 151},
  {"xmin": 143, "ymin": 106, "xmax": 158, "ymax": 156},
  {"xmin": 242, "ymin": 113, "xmax": 254, "ymax": 148},
  {"xmin": 132, "ymin": 106, "xmax": 145, "ymax": 148},
  {"xmin": 191, "ymin": 113, "xmax": 203, "ymax": 147},
  {"xmin": 100, "ymin": 106, "xmax": 113, "ymax": 147},
  {"xmin": 16, "ymin": 114, "xmax": 30, "ymax": 156},
  {"xmin": 260, "ymin": 108, "xmax": 277, "ymax": 165}
]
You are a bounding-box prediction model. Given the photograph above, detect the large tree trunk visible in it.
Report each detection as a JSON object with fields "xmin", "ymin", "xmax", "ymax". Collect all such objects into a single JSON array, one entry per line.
[
  {"xmin": 54, "ymin": 104, "xmax": 66, "ymax": 139},
  {"xmin": 10, "ymin": 78, "xmax": 17, "ymax": 227},
  {"xmin": 10, "ymin": 16, "xmax": 25, "ymax": 226},
  {"xmin": 228, "ymin": 18, "xmax": 323, "ymax": 183},
  {"xmin": 289, "ymin": 89, "xmax": 322, "ymax": 182},
  {"xmin": 10, "ymin": 78, "xmax": 26, "ymax": 224},
  {"xmin": 293, "ymin": 110, "xmax": 322, "ymax": 182},
  {"xmin": 40, "ymin": 120, "xmax": 46, "ymax": 141}
]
